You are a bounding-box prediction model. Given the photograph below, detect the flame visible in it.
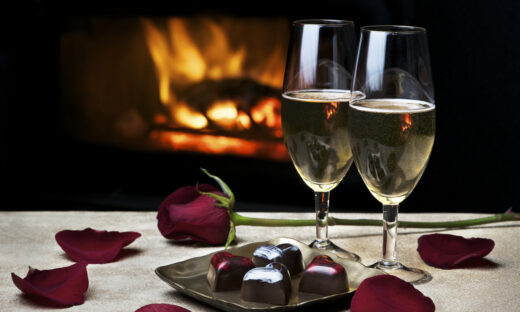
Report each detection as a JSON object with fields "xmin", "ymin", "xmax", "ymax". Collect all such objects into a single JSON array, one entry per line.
[
  {"xmin": 142, "ymin": 17, "xmax": 286, "ymax": 104},
  {"xmin": 143, "ymin": 17, "xmax": 283, "ymax": 107},
  {"xmin": 236, "ymin": 111, "xmax": 252, "ymax": 129},
  {"xmin": 202, "ymin": 20, "xmax": 245, "ymax": 80},
  {"xmin": 251, "ymin": 97, "xmax": 281, "ymax": 128},
  {"xmin": 258, "ymin": 45, "xmax": 286, "ymax": 88},
  {"xmin": 174, "ymin": 103, "xmax": 208, "ymax": 129},
  {"xmin": 166, "ymin": 19, "xmax": 206, "ymax": 82},
  {"xmin": 325, "ymin": 102, "xmax": 339, "ymax": 120},
  {"xmin": 401, "ymin": 113, "xmax": 412, "ymax": 132},
  {"xmin": 207, "ymin": 100, "xmax": 239, "ymax": 129}
]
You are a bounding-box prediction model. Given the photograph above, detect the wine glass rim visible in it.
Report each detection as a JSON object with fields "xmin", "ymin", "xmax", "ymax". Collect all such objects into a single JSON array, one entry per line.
[
  {"xmin": 293, "ymin": 19, "xmax": 354, "ymax": 26},
  {"xmin": 361, "ymin": 25, "xmax": 426, "ymax": 34}
]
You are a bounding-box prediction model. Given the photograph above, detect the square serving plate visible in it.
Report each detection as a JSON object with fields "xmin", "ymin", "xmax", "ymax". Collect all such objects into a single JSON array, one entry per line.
[{"xmin": 155, "ymin": 238, "xmax": 384, "ymax": 311}]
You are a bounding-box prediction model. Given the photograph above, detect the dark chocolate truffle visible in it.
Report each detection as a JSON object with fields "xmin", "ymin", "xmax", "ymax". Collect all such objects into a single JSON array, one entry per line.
[
  {"xmin": 276, "ymin": 243, "xmax": 304, "ymax": 275},
  {"xmin": 252, "ymin": 244, "xmax": 283, "ymax": 268},
  {"xmin": 298, "ymin": 255, "xmax": 348, "ymax": 295},
  {"xmin": 241, "ymin": 262, "xmax": 292, "ymax": 305},
  {"xmin": 207, "ymin": 251, "xmax": 254, "ymax": 291},
  {"xmin": 253, "ymin": 243, "xmax": 304, "ymax": 275}
]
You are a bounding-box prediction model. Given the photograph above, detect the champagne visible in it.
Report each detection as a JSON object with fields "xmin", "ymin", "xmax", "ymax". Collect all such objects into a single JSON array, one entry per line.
[
  {"xmin": 282, "ymin": 90, "xmax": 357, "ymax": 192},
  {"xmin": 348, "ymin": 99, "xmax": 435, "ymax": 205}
]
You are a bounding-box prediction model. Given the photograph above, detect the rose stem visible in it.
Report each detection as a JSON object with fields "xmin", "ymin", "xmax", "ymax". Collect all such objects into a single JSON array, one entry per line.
[{"xmin": 231, "ymin": 211, "xmax": 519, "ymax": 228}]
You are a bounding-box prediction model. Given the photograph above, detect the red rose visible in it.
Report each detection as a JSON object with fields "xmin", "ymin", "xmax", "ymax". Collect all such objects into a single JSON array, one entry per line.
[{"xmin": 157, "ymin": 184, "xmax": 231, "ymax": 245}]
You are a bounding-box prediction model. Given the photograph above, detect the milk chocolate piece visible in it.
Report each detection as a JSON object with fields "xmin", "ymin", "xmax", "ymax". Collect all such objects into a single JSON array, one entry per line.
[
  {"xmin": 298, "ymin": 255, "xmax": 348, "ymax": 295},
  {"xmin": 207, "ymin": 251, "xmax": 254, "ymax": 291},
  {"xmin": 252, "ymin": 243, "xmax": 304, "ymax": 275},
  {"xmin": 241, "ymin": 262, "xmax": 292, "ymax": 305},
  {"xmin": 276, "ymin": 243, "xmax": 304, "ymax": 275}
]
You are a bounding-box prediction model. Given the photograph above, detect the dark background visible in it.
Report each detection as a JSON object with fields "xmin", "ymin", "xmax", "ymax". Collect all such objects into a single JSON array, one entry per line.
[{"xmin": 0, "ymin": 0, "xmax": 517, "ymax": 213}]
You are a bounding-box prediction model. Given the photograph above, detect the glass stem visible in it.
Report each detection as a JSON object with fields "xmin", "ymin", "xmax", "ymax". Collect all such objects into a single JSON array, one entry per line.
[
  {"xmin": 381, "ymin": 204, "xmax": 399, "ymax": 267},
  {"xmin": 314, "ymin": 191, "xmax": 330, "ymax": 245}
]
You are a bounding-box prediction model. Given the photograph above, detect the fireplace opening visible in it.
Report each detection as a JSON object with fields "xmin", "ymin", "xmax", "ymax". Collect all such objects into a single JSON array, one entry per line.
[{"xmin": 61, "ymin": 16, "xmax": 290, "ymax": 161}]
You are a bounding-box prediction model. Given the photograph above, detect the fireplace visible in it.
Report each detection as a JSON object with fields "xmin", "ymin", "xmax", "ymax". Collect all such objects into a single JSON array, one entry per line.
[{"xmin": 61, "ymin": 16, "xmax": 290, "ymax": 161}]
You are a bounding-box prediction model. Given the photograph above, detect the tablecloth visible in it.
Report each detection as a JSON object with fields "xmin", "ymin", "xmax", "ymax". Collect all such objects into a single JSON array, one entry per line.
[{"xmin": 1, "ymin": 211, "xmax": 519, "ymax": 311}]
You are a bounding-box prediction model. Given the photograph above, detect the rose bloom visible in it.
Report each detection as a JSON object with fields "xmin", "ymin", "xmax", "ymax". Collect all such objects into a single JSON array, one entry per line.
[{"xmin": 157, "ymin": 184, "xmax": 230, "ymax": 245}]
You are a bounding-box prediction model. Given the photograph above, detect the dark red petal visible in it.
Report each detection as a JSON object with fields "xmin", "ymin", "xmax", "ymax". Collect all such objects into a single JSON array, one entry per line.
[
  {"xmin": 135, "ymin": 303, "xmax": 191, "ymax": 312},
  {"xmin": 160, "ymin": 184, "xmax": 219, "ymax": 207},
  {"xmin": 11, "ymin": 262, "xmax": 89, "ymax": 307},
  {"xmin": 55, "ymin": 228, "xmax": 141, "ymax": 264},
  {"xmin": 157, "ymin": 184, "xmax": 230, "ymax": 245},
  {"xmin": 417, "ymin": 233, "xmax": 495, "ymax": 269},
  {"xmin": 351, "ymin": 275, "xmax": 435, "ymax": 312}
]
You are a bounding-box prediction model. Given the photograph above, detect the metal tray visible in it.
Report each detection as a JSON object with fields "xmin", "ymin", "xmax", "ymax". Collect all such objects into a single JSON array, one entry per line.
[{"xmin": 155, "ymin": 238, "xmax": 383, "ymax": 311}]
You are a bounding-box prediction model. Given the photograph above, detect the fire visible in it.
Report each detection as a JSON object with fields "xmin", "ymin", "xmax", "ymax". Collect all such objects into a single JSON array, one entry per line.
[
  {"xmin": 236, "ymin": 111, "xmax": 252, "ymax": 130},
  {"xmin": 142, "ymin": 17, "xmax": 286, "ymax": 106},
  {"xmin": 142, "ymin": 17, "xmax": 289, "ymax": 160},
  {"xmin": 325, "ymin": 102, "xmax": 339, "ymax": 120},
  {"xmin": 251, "ymin": 97, "xmax": 282, "ymax": 137},
  {"xmin": 150, "ymin": 130, "xmax": 289, "ymax": 161},
  {"xmin": 174, "ymin": 103, "xmax": 208, "ymax": 129},
  {"xmin": 401, "ymin": 113, "xmax": 412, "ymax": 132},
  {"xmin": 206, "ymin": 100, "xmax": 240, "ymax": 130},
  {"xmin": 143, "ymin": 18, "xmax": 241, "ymax": 86}
]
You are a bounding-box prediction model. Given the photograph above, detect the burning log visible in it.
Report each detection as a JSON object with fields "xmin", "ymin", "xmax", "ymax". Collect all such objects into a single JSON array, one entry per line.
[
  {"xmin": 175, "ymin": 77, "xmax": 280, "ymax": 114},
  {"xmin": 163, "ymin": 77, "xmax": 282, "ymax": 138}
]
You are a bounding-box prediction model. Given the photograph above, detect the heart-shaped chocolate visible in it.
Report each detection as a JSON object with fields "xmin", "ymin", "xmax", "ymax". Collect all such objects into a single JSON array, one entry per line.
[
  {"xmin": 207, "ymin": 251, "xmax": 254, "ymax": 291},
  {"xmin": 252, "ymin": 244, "xmax": 283, "ymax": 267},
  {"xmin": 276, "ymin": 243, "xmax": 304, "ymax": 275},
  {"xmin": 241, "ymin": 262, "xmax": 292, "ymax": 305},
  {"xmin": 252, "ymin": 243, "xmax": 304, "ymax": 275},
  {"xmin": 298, "ymin": 255, "xmax": 348, "ymax": 295}
]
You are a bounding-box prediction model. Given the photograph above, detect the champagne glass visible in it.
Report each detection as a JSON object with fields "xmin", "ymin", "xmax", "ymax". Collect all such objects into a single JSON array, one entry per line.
[
  {"xmin": 347, "ymin": 25, "xmax": 435, "ymax": 283},
  {"xmin": 282, "ymin": 19, "xmax": 360, "ymax": 261}
]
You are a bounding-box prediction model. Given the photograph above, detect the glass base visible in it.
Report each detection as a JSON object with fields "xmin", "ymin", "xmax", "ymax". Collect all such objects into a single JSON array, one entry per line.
[
  {"xmin": 309, "ymin": 239, "xmax": 361, "ymax": 262},
  {"xmin": 370, "ymin": 261, "xmax": 432, "ymax": 284}
]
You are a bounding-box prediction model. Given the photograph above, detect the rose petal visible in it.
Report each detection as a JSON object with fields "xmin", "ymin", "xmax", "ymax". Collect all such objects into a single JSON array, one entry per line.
[
  {"xmin": 418, "ymin": 233, "xmax": 495, "ymax": 269},
  {"xmin": 351, "ymin": 275, "xmax": 435, "ymax": 312},
  {"xmin": 11, "ymin": 262, "xmax": 89, "ymax": 307},
  {"xmin": 55, "ymin": 228, "xmax": 141, "ymax": 264},
  {"xmin": 135, "ymin": 303, "xmax": 191, "ymax": 312},
  {"xmin": 157, "ymin": 184, "xmax": 230, "ymax": 245}
]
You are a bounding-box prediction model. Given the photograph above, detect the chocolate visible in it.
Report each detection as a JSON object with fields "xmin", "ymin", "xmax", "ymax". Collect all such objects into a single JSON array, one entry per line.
[
  {"xmin": 276, "ymin": 243, "xmax": 304, "ymax": 275},
  {"xmin": 252, "ymin": 244, "xmax": 283, "ymax": 268},
  {"xmin": 298, "ymin": 255, "xmax": 348, "ymax": 296},
  {"xmin": 241, "ymin": 262, "xmax": 292, "ymax": 305},
  {"xmin": 252, "ymin": 243, "xmax": 304, "ymax": 275},
  {"xmin": 207, "ymin": 251, "xmax": 254, "ymax": 291}
]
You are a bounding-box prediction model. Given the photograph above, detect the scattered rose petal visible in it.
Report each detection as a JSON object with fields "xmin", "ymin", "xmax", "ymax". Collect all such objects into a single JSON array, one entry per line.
[
  {"xmin": 157, "ymin": 184, "xmax": 230, "ymax": 245},
  {"xmin": 11, "ymin": 262, "xmax": 89, "ymax": 307},
  {"xmin": 55, "ymin": 228, "xmax": 141, "ymax": 264},
  {"xmin": 351, "ymin": 275, "xmax": 435, "ymax": 312},
  {"xmin": 418, "ymin": 233, "xmax": 495, "ymax": 269},
  {"xmin": 136, "ymin": 304, "xmax": 191, "ymax": 312}
]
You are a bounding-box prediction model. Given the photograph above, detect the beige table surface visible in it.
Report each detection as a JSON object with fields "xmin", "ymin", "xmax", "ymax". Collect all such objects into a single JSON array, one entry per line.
[{"xmin": 1, "ymin": 211, "xmax": 519, "ymax": 311}]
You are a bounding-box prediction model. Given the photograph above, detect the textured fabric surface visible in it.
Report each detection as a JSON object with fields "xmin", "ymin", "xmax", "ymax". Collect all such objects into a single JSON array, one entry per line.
[{"xmin": 1, "ymin": 211, "xmax": 519, "ymax": 311}]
